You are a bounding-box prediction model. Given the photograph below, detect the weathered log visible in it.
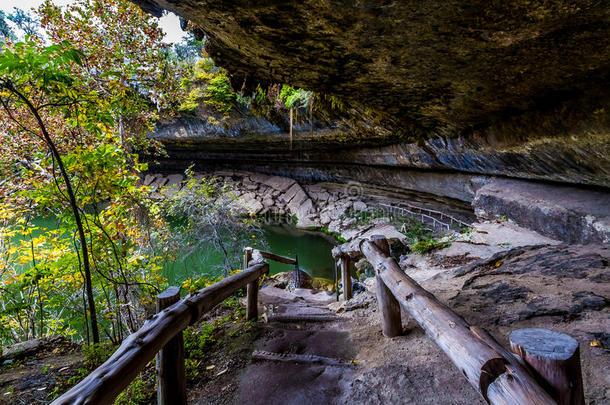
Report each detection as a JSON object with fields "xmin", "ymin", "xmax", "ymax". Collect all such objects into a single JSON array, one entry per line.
[
  {"xmin": 258, "ymin": 250, "xmax": 297, "ymax": 265},
  {"xmin": 156, "ymin": 287, "xmax": 186, "ymax": 405},
  {"xmin": 361, "ymin": 236, "xmax": 555, "ymax": 405},
  {"xmin": 370, "ymin": 234, "xmax": 390, "ymax": 256},
  {"xmin": 510, "ymin": 328, "xmax": 584, "ymax": 405},
  {"xmin": 52, "ymin": 263, "xmax": 268, "ymax": 405},
  {"xmin": 340, "ymin": 256, "xmax": 352, "ymax": 300},
  {"xmin": 334, "ymin": 259, "xmax": 339, "ymax": 301},
  {"xmin": 252, "ymin": 350, "xmax": 355, "ymax": 367}
]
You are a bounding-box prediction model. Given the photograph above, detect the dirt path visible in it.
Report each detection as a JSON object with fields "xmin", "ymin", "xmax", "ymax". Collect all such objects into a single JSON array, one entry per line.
[
  {"xmin": 4, "ymin": 242, "xmax": 606, "ymax": 404},
  {"xmin": 189, "ymin": 238, "xmax": 608, "ymax": 404},
  {"xmin": 0, "ymin": 338, "xmax": 82, "ymax": 405},
  {"xmin": 3, "ymin": 221, "xmax": 607, "ymax": 404},
  {"xmin": 189, "ymin": 285, "xmax": 485, "ymax": 405}
]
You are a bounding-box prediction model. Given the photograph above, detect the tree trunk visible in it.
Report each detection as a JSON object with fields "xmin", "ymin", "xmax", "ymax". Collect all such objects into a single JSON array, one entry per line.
[
  {"xmin": 289, "ymin": 108, "xmax": 293, "ymax": 150},
  {"xmin": 6, "ymin": 84, "xmax": 100, "ymax": 343}
]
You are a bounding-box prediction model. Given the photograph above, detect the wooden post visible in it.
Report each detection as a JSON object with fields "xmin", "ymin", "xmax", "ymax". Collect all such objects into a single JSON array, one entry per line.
[
  {"xmin": 375, "ymin": 275, "xmax": 402, "ymax": 338},
  {"xmin": 156, "ymin": 287, "xmax": 186, "ymax": 405},
  {"xmin": 243, "ymin": 247, "xmax": 253, "ymax": 270},
  {"xmin": 333, "ymin": 259, "xmax": 339, "ymax": 301},
  {"xmin": 53, "ymin": 264, "xmax": 269, "ymax": 405},
  {"xmin": 471, "ymin": 326, "xmax": 558, "ymax": 404},
  {"xmin": 244, "ymin": 247, "xmax": 257, "ymax": 320},
  {"xmin": 246, "ymin": 278, "xmax": 259, "ymax": 321},
  {"xmin": 340, "ymin": 255, "xmax": 352, "ymax": 300},
  {"xmin": 294, "ymin": 254, "xmax": 300, "ymax": 288},
  {"xmin": 370, "ymin": 235, "xmax": 402, "ymax": 337},
  {"xmin": 510, "ymin": 328, "xmax": 585, "ymax": 405}
]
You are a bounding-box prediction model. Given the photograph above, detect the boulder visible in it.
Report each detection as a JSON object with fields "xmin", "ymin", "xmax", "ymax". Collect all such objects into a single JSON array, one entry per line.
[
  {"xmin": 279, "ymin": 183, "xmax": 301, "ymax": 203},
  {"xmin": 352, "ymin": 200, "xmax": 367, "ymax": 211},
  {"xmin": 149, "ymin": 176, "xmax": 168, "ymax": 191},
  {"xmin": 288, "ymin": 196, "xmax": 312, "ymax": 218},
  {"xmin": 326, "ymin": 201, "xmax": 350, "ymax": 221},
  {"xmin": 319, "ymin": 211, "xmax": 332, "ymax": 226},
  {"xmin": 1, "ymin": 336, "xmax": 71, "ymax": 361},
  {"xmin": 245, "ymin": 182, "xmax": 259, "ymax": 191},
  {"xmin": 143, "ymin": 174, "xmax": 156, "ymax": 186},
  {"xmin": 296, "ymin": 216, "xmax": 321, "ymax": 229},
  {"xmin": 360, "ymin": 224, "xmax": 406, "ymax": 242},
  {"xmin": 473, "ymin": 178, "xmax": 610, "ymax": 244},
  {"xmin": 262, "ymin": 197, "xmax": 275, "ymax": 208},
  {"xmin": 237, "ymin": 193, "xmax": 264, "ymax": 214},
  {"xmin": 248, "ymin": 173, "xmax": 272, "ymax": 185},
  {"xmin": 262, "ymin": 176, "xmax": 296, "ymax": 192},
  {"xmin": 165, "ymin": 174, "xmax": 184, "ymax": 187},
  {"xmin": 328, "ymin": 219, "xmax": 342, "ymax": 234}
]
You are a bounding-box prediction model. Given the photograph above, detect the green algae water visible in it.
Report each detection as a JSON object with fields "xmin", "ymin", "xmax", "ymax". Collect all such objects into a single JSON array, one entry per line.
[
  {"xmin": 163, "ymin": 224, "xmax": 337, "ymax": 285},
  {"xmin": 10, "ymin": 218, "xmax": 337, "ymax": 285},
  {"xmin": 163, "ymin": 225, "xmax": 334, "ymax": 285}
]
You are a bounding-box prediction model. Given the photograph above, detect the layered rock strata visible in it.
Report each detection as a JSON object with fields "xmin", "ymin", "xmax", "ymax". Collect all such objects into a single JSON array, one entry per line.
[{"xmin": 144, "ymin": 170, "xmax": 609, "ymax": 244}]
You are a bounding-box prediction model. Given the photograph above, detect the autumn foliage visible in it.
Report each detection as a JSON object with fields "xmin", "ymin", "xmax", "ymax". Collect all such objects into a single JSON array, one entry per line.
[{"xmin": 0, "ymin": 0, "xmax": 186, "ymax": 345}]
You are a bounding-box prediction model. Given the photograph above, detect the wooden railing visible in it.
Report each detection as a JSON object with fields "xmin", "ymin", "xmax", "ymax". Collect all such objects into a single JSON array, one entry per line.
[
  {"xmin": 251, "ymin": 248, "xmax": 301, "ymax": 286},
  {"xmin": 332, "ymin": 235, "xmax": 585, "ymax": 405},
  {"xmin": 376, "ymin": 202, "xmax": 471, "ymax": 231},
  {"xmin": 51, "ymin": 258, "xmax": 270, "ymax": 405}
]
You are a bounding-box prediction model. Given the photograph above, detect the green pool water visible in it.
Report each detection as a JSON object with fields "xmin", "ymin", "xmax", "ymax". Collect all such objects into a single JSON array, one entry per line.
[
  {"xmin": 163, "ymin": 224, "xmax": 338, "ymax": 284},
  {"xmin": 8, "ymin": 218, "xmax": 338, "ymax": 285}
]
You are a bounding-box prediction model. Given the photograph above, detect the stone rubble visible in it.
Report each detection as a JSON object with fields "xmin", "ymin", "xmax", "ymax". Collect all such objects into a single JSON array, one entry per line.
[{"xmin": 144, "ymin": 170, "xmax": 411, "ymax": 246}]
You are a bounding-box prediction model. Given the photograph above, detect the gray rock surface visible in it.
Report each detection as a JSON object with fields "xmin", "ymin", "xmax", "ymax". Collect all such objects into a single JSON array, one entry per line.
[{"xmin": 473, "ymin": 178, "xmax": 610, "ymax": 244}]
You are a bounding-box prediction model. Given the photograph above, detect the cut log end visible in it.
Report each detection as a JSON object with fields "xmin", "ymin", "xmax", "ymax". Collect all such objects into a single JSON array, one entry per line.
[
  {"xmin": 510, "ymin": 328, "xmax": 584, "ymax": 405},
  {"xmin": 157, "ymin": 286, "xmax": 180, "ymax": 301},
  {"xmin": 370, "ymin": 234, "xmax": 390, "ymax": 256},
  {"xmin": 156, "ymin": 287, "xmax": 180, "ymax": 312},
  {"xmin": 510, "ymin": 328, "xmax": 578, "ymax": 361}
]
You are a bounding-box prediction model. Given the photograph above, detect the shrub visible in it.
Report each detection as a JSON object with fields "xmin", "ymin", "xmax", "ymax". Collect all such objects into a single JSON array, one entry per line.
[
  {"xmin": 411, "ymin": 238, "xmax": 451, "ymax": 254},
  {"xmin": 179, "ymin": 58, "xmax": 235, "ymax": 115},
  {"xmin": 202, "ymin": 73, "xmax": 235, "ymax": 113}
]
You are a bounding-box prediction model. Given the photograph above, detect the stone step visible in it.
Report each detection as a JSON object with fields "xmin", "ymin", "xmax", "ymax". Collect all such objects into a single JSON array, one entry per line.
[
  {"xmin": 252, "ymin": 350, "xmax": 355, "ymax": 367},
  {"xmin": 267, "ymin": 313, "xmax": 340, "ymax": 323}
]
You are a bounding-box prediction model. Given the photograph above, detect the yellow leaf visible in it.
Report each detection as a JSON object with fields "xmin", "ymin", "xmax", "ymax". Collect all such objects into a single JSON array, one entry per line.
[
  {"xmin": 495, "ymin": 261, "xmax": 503, "ymax": 267},
  {"xmin": 206, "ymin": 365, "xmax": 215, "ymax": 370},
  {"xmin": 590, "ymin": 340, "xmax": 602, "ymax": 348}
]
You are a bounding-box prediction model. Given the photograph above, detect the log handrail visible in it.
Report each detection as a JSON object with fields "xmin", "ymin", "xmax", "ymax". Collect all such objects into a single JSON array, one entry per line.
[
  {"xmin": 51, "ymin": 262, "xmax": 269, "ymax": 405},
  {"xmin": 333, "ymin": 235, "xmax": 557, "ymax": 405},
  {"xmin": 257, "ymin": 250, "xmax": 297, "ymax": 265}
]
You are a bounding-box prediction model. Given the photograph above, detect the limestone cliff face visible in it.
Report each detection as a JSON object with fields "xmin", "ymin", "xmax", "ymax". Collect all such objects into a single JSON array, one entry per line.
[
  {"xmin": 153, "ymin": 115, "xmax": 609, "ymax": 189},
  {"xmin": 139, "ymin": 0, "xmax": 609, "ymax": 187}
]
